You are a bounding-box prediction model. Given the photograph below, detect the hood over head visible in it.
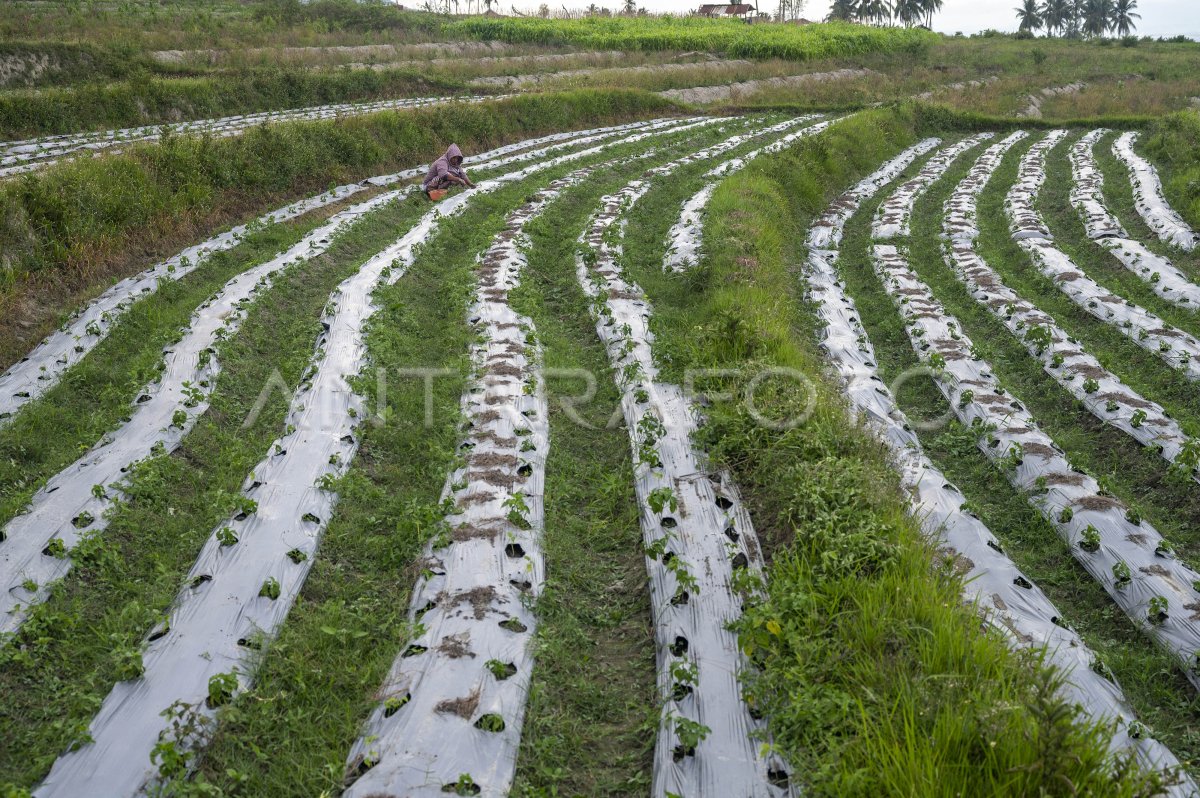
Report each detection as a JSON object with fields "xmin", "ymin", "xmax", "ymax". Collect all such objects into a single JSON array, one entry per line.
[{"xmin": 446, "ymin": 143, "xmax": 463, "ymax": 165}]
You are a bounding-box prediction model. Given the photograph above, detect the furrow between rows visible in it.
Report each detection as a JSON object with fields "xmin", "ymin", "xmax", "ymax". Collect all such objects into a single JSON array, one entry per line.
[
  {"xmin": 30, "ymin": 115, "xmax": 716, "ymax": 798},
  {"xmin": 806, "ymin": 137, "xmax": 1191, "ymax": 791},
  {"xmin": 574, "ymin": 128, "xmax": 811, "ymax": 797},
  {"xmin": 0, "ymin": 117, "xmax": 669, "ymax": 426},
  {"xmin": 340, "ymin": 164, "xmax": 592, "ymax": 798},
  {"xmin": 872, "ymin": 132, "xmax": 994, "ymax": 240},
  {"xmin": 1070, "ymin": 130, "xmax": 1200, "ymax": 309},
  {"xmin": 1008, "ymin": 131, "xmax": 1200, "ymax": 381}
]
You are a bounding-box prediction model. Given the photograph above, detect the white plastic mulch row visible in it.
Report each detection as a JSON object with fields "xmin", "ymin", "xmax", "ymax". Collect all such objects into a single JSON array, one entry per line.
[
  {"xmin": 872, "ymin": 240, "xmax": 1200, "ymax": 695},
  {"xmin": 0, "ymin": 187, "xmax": 404, "ymax": 638},
  {"xmin": 342, "ymin": 164, "xmax": 592, "ymax": 798},
  {"xmin": 0, "ymin": 95, "xmax": 493, "ymax": 178},
  {"xmin": 575, "ymin": 139, "xmax": 804, "ymax": 798},
  {"xmin": 0, "ymin": 184, "xmax": 365, "ymax": 425},
  {"xmin": 807, "ymin": 142, "xmax": 1192, "ymax": 791},
  {"xmin": 872, "ymin": 132, "xmax": 994, "ymax": 240},
  {"xmin": 0, "ymin": 116, "xmax": 689, "ymax": 639},
  {"xmin": 1070, "ymin": 129, "xmax": 1200, "ymax": 309},
  {"xmin": 1008, "ymin": 131, "xmax": 1200, "ymax": 382},
  {"xmin": 0, "ymin": 117, "xmax": 669, "ymax": 427},
  {"xmin": 944, "ymin": 133, "xmax": 1200, "ymax": 480},
  {"xmin": 664, "ymin": 117, "xmax": 836, "ymax": 272},
  {"xmin": 33, "ymin": 115, "xmax": 720, "ymax": 798},
  {"xmin": 344, "ymin": 114, "xmax": 804, "ymax": 798},
  {"xmin": 1113, "ymin": 132, "xmax": 1199, "ymax": 252}
]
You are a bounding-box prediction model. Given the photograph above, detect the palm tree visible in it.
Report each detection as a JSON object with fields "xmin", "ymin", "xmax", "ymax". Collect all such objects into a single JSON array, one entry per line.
[
  {"xmin": 895, "ymin": 0, "xmax": 924, "ymax": 26},
  {"xmin": 1110, "ymin": 0, "xmax": 1139, "ymax": 35},
  {"xmin": 860, "ymin": 0, "xmax": 893, "ymax": 25},
  {"xmin": 1015, "ymin": 0, "xmax": 1042, "ymax": 32},
  {"xmin": 1082, "ymin": 0, "xmax": 1112, "ymax": 36},
  {"xmin": 827, "ymin": 0, "xmax": 859, "ymax": 21},
  {"xmin": 1040, "ymin": 0, "xmax": 1069, "ymax": 35},
  {"xmin": 921, "ymin": 0, "xmax": 943, "ymax": 27}
]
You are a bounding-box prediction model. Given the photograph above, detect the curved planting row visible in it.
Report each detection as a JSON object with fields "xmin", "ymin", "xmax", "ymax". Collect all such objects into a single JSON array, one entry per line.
[
  {"xmin": 1113, "ymin": 132, "xmax": 1198, "ymax": 252},
  {"xmin": 0, "ymin": 186, "xmax": 405, "ymax": 637},
  {"xmin": 664, "ymin": 116, "xmax": 835, "ymax": 272},
  {"xmin": 1008, "ymin": 131, "xmax": 1200, "ymax": 382},
  {"xmin": 343, "ymin": 113, "xmax": 763, "ymax": 798},
  {"xmin": 0, "ymin": 183, "xmax": 366, "ymax": 424},
  {"xmin": 0, "ymin": 116, "xmax": 690, "ymax": 637},
  {"xmin": 807, "ymin": 140, "xmax": 1190, "ymax": 787},
  {"xmin": 32, "ymin": 115, "xmax": 717, "ymax": 798},
  {"xmin": 872, "ymin": 132, "xmax": 993, "ymax": 240},
  {"xmin": 0, "ymin": 117, "xmax": 667, "ymax": 428},
  {"xmin": 872, "ymin": 240, "xmax": 1200, "ymax": 692},
  {"xmin": 574, "ymin": 137, "xmax": 804, "ymax": 797},
  {"xmin": 944, "ymin": 134, "xmax": 1200, "ymax": 480},
  {"xmin": 0, "ymin": 95, "xmax": 487, "ymax": 178},
  {"xmin": 1070, "ymin": 129, "xmax": 1200, "ymax": 309},
  {"xmin": 342, "ymin": 165, "xmax": 591, "ymax": 798}
]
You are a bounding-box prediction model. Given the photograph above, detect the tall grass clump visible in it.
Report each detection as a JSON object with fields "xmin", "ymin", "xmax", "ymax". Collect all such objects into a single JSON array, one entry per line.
[
  {"xmin": 651, "ymin": 107, "xmax": 1168, "ymax": 795},
  {"xmin": 447, "ymin": 17, "xmax": 935, "ymax": 62}
]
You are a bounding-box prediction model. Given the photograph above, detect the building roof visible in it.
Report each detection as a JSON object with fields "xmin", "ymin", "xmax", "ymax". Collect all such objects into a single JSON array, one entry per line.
[{"xmin": 697, "ymin": 4, "xmax": 754, "ymax": 15}]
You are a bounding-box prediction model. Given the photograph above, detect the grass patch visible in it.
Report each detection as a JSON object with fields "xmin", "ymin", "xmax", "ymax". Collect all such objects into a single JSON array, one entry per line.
[
  {"xmin": 0, "ymin": 66, "xmax": 476, "ymax": 140},
  {"xmin": 924, "ymin": 418, "xmax": 1200, "ymax": 778},
  {"xmin": 1142, "ymin": 110, "xmax": 1200, "ymax": 232},
  {"xmin": 447, "ymin": 17, "xmax": 935, "ymax": 62}
]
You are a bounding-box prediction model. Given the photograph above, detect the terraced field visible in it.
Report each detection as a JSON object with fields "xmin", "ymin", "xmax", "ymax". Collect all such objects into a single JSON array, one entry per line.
[{"xmin": 6, "ymin": 4, "xmax": 1200, "ymax": 797}]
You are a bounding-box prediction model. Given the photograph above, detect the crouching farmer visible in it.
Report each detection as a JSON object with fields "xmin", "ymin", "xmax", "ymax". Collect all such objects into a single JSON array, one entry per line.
[{"xmin": 422, "ymin": 143, "xmax": 475, "ymax": 200}]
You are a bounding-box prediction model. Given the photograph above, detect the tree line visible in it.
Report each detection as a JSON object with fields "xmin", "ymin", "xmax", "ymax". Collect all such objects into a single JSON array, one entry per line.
[
  {"xmin": 1014, "ymin": 0, "xmax": 1140, "ymax": 37},
  {"xmin": 826, "ymin": 0, "xmax": 944, "ymax": 28}
]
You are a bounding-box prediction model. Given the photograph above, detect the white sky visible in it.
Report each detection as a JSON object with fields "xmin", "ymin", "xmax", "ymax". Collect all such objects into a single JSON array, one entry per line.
[{"xmin": 538, "ymin": 0, "xmax": 1200, "ymax": 38}]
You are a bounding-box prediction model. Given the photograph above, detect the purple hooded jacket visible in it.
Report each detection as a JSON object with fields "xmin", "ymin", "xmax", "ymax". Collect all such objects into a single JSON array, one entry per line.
[{"xmin": 422, "ymin": 143, "xmax": 467, "ymax": 190}]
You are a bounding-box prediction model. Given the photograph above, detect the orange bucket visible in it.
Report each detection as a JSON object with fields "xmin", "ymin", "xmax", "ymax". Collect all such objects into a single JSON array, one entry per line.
[{"xmin": 428, "ymin": 188, "xmax": 448, "ymax": 201}]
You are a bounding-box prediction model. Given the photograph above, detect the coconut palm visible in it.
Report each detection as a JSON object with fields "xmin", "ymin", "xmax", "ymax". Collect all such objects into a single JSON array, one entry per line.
[
  {"xmin": 1015, "ymin": 0, "xmax": 1043, "ymax": 32},
  {"xmin": 1040, "ymin": 0, "xmax": 1069, "ymax": 35},
  {"xmin": 860, "ymin": 0, "xmax": 893, "ymax": 25},
  {"xmin": 1082, "ymin": 0, "xmax": 1112, "ymax": 36},
  {"xmin": 921, "ymin": 0, "xmax": 943, "ymax": 27},
  {"xmin": 1111, "ymin": 0, "xmax": 1139, "ymax": 36},
  {"xmin": 827, "ymin": 0, "xmax": 859, "ymax": 21},
  {"xmin": 895, "ymin": 0, "xmax": 924, "ymax": 26}
]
